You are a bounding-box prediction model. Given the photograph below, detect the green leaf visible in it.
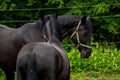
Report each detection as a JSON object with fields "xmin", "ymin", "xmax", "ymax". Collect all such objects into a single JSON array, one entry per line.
[{"xmin": 10, "ymin": 3, "xmax": 16, "ymax": 10}]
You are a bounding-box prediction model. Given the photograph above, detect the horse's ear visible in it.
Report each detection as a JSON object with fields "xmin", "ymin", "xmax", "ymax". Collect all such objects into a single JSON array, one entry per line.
[
  {"xmin": 56, "ymin": 11, "xmax": 58, "ymax": 18},
  {"xmin": 53, "ymin": 11, "xmax": 58, "ymax": 19},
  {"xmin": 81, "ymin": 16, "xmax": 86, "ymax": 24},
  {"xmin": 86, "ymin": 15, "xmax": 91, "ymax": 21},
  {"xmin": 81, "ymin": 15, "xmax": 91, "ymax": 23},
  {"xmin": 40, "ymin": 10, "xmax": 46, "ymax": 21},
  {"xmin": 40, "ymin": 14, "xmax": 45, "ymax": 30},
  {"xmin": 40, "ymin": 14, "xmax": 44, "ymax": 22}
]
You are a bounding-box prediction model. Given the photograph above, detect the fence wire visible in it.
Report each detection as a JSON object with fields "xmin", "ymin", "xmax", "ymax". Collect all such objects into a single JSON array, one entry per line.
[
  {"xmin": 0, "ymin": 3, "xmax": 120, "ymax": 11},
  {"xmin": 0, "ymin": 3, "xmax": 120, "ymax": 46},
  {"xmin": 0, "ymin": 3, "xmax": 120, "ymax": 23},
  {"xmin": 0, "ymin": 15, "xmax": 120, "ymax": 23}
]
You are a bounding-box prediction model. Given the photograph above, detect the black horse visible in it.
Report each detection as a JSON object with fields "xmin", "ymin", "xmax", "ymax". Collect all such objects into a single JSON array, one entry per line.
[
  {"xmin": 16, "ymin": 14, "xmax": 70, "ymax": 80},
  {"xmin": 0, "ymin": 14, "xmax": 92, "ymax": 80}
]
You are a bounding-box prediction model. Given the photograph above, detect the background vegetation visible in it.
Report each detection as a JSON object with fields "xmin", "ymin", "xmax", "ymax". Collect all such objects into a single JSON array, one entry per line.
[
  {"xmin": 0, "ymin": 0, "xmax": 120, "ymax": 79},
  {"xmin": 0, "ymin": 0, "xmax": 120, "ymax": 42}
]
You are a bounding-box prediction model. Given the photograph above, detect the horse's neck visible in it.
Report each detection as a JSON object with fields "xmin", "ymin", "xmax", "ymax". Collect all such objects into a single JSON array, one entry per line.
[
  {"xmin": 58, "ymin": 15, "xmax": 81, "ymax": 27},
  {"xmin": 17, "ymin": 21, "xmax": 46, "ymax": 43},
  {"xmin": 57, "ymin": 15, "xmax": 82, "ymax": 39},
  {"xmin": 58, "ymin": 16, "xmax": 76, "ymax": 38},
  {"xmin": 19, "ymin": 20, "xmax": 42, "ymax": 31}
]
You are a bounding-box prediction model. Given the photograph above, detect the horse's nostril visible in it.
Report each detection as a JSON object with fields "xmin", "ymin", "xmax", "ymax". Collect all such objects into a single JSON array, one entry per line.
[
  {"xmin": 80, "ymin": 49, "xmax": 91, "ymax": 58},
  {"xmin": 81, "ymin": 54, "xmax": 89, "ymax": 58}
]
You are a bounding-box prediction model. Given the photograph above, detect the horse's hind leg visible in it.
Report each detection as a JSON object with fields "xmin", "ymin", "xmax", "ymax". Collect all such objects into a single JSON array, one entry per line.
[
  {"xmin": 3, "ymin": 69, "xmax": 14, "ymax": 80},
  {"xmin": 66, "ymin": 73, "xmax": 70, "ymax": 80}
]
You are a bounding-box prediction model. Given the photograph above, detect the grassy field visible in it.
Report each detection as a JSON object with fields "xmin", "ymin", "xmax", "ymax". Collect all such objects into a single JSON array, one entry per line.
[
  {"xmin": 1, "ymin": 42, "xmax": 120, "ymax": 80},
  {"xmin": 70, "ymin": 72, "xmax": 120, "ymax": 80},
  {"xmin": 0, "ymin": 71, "xmax": 120, "ymax": 80}
]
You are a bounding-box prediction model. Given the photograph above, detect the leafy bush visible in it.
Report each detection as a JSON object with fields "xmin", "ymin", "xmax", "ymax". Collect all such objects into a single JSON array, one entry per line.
[
  {"xmin": 0, "ymin": 0, "xmax": 120, "ymax": 42},
  {"xmin": 66, "ymin": 42, "xmax": 120, "ymax": 73}
]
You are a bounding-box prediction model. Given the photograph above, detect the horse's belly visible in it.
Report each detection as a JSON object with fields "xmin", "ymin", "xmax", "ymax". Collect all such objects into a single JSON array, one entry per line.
[{"xmin": 0, "ymin": 44, "xmax": 18, "ymax": 69}]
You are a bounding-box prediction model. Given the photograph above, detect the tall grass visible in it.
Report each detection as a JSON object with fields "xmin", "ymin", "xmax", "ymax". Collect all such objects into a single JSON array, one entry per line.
[{"xmin": 65, "ymin": 42, "xmax": 120, "ymax": 73}]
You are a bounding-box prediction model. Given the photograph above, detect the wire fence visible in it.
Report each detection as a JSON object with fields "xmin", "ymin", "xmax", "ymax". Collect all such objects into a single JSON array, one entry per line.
[
  {"xmin": 0, "ymin": 3, "xmax": 120, "ymax": 23},
  {"xmin": 0, "ymin": 3, "xmax": 120, "ymax": 45},
  {"xmin": 0, "ymin": 3, "xmax": 120, "ymax": 11},
  {"xmin": 0, "ymin": 15, "xmax": 120, "ymax": 23}
]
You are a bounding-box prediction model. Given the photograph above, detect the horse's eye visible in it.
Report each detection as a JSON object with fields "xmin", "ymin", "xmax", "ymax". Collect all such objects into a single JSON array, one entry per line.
[
  {"xmin": 79, "ymin": 26, "xmax": 84, "ymax": 30},
  {"xmin": 78, "ymin": 27, "xmax": 85, "ymax": 33}
]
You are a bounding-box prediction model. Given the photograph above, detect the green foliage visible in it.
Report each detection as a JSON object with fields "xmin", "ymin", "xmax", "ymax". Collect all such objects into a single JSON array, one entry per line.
[
  {"xmin": 0, "ymin": 0, "xmax": 120, "ymax": 76},
  {"xmin": 65, "ymin": 0, "xmax": 120, "ymax": 41},
  {"xmin": 0, "ymin": 0, "xmax": 120, "ymax": 41},
  {"xmin": 66, "ymin": 42, "xmax": 120, "ymax": 73},
  {"xmin": 46, "ymin": 0, "xmax": 64, "ymax": 8}
]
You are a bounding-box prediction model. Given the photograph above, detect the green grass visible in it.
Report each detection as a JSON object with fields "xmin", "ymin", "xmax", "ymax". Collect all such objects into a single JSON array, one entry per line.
[
  {"xmin": 0, "ymin": 71, "xmax": 120, "ymax": 80},
  {"xmin": 70, "ymin": 72, "xmax": 120, "ymax": 80},
  {"xmin": 1, "ymin": 42, "xmax": 120, "ymax": 80},
  {"xmin": 65, "ymin": 42, "xmax": 120, "ymax": 73}
]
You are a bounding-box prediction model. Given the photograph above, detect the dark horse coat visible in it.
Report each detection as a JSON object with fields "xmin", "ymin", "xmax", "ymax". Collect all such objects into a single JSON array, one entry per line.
[
  {"xmin": 0, "ymin": 15, "xmax": 92, "ymax": 80},
  {"xmin": 0, "ymin": 22, "xmax": 46, "ymax": 80},
  {"xmin": 16, "ymin": 42, "xmax": 69, "ymax": 80},
  {"xmin": 16, "ymin": 15, "xmax": 70, "ymax": 80}
]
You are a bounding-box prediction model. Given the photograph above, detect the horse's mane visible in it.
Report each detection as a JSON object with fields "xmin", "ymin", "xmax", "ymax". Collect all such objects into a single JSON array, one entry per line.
[{"xmin": 57, "ymin": 15, "xmax": 82, "ymax": 29}]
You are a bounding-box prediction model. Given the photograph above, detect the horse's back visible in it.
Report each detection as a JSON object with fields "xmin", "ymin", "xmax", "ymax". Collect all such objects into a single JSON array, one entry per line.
[
  {"xmin": 0, "ymin": 24, "xmax": 17, "ymax": 36},
  {"xmin": 0, "ymin": 24, "xmax": 10, "ymax": 29},
  {"xmin": 0, "ymin": 24, "xmax": 16, "ymax": 31},
  {"xmin": 17, "ymin": 42, "xmax": 60, "ymax": 66},
  {"xmin": 18, "ymin": 42, "xmax": 57, "ymax": 55}
]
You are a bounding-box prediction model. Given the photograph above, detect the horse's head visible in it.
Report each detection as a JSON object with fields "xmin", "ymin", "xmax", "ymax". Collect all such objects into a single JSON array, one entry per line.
[{"xmin": 71, "ymin": 15, "xmax": 92, "ymax": 58}]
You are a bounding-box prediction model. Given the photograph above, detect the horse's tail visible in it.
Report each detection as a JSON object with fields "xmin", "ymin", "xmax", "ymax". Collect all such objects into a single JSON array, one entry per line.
[
  {"xmin": 27, "ymin": 52, "xmax": 37, "ymax": 80},
  {"xmin": 27, "ymin": 70, "xmax": 37, "ymax": 80}
]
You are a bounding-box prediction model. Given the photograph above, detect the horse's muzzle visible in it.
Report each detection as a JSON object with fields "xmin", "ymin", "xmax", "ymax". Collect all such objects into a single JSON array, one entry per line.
[{"xmin": 78, "ymin": 47, "xmax": 91, "ymax": 58}]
